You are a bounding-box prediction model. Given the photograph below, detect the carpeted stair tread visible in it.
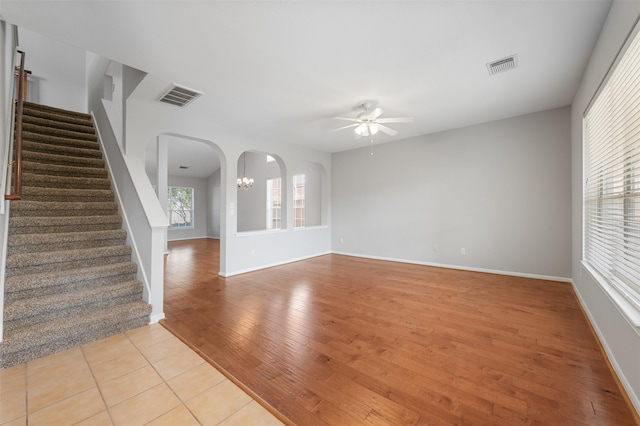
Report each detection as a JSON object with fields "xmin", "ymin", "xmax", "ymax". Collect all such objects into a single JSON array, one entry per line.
[
  {"xmin": 23, "ymin": 149, "xmax": 105, "ymax": 168},
  {"xmin": 4, "ymin": 280, "xmax": 143, "ymax": 325},
  {"xmin": 23, "ymin": 107, "xmax": 93, "ymax": 128},
  {"xmin": 23, "ymin": 139, "xmax": 102, "ymax": 159},
  {"xmin": 3, "ymin": 292, "xmax": 145, "ymax": 334},
  {"xmin": 22, "ymin": 160, "xmax": 108, "ymax": 179},
  {"xmin": 22, "ymin": 131, "xmax": 100, "ymax": 151},
  {"xmin": 22, "ymin": 114, "xmax": 95, "ymax": 135},
  {"xmin": 9, "ymin": 214, "xmax": 121, "ymax": 229},
  {"xmin": 2, "ymin": 318, "xmax": 150, "ymax": 368},
  {"xmin": 4, "ymin": 261, "xmax": 138, "ymax": 296},
  {"xmin": 1, "ymin": 317, "xmax": 150, "ymax": 368},
  {"xmin": 22, "ymin": 122, "xmax": 97, "ymax": 142},
  {"xmin": 23, "ymin": 101, "xmax": 92, "ymax": 121},
  {"xmin": 6, "ymin": 245, "xmax": 132, "ymax": 276},
  {"xmin": 0, "ymin": 302, "xmax": 151, "ymax": 368},
  {"xmin": 8, "ymin": 217, "xmax": 122, "ymax": 235},
  {"xmin": 8, "ymin": 229, "xmax": 128, "ymax": 255},
  {"xmin": 9, "ymin": 200, "xmax": 119, "ymax": 217},
  {"xmin": 21, "ymin": 187, "xmax": 114, "ymax": 203},
  {"xmin": 22, "ymin": 172, "xmax": 111, "ymax": 189}
]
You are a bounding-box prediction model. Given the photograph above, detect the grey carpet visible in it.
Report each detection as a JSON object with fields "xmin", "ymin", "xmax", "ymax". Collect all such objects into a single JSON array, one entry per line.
[{"xmin": 0, "ymin": 102, "xmax": 151, "ymax": 368}]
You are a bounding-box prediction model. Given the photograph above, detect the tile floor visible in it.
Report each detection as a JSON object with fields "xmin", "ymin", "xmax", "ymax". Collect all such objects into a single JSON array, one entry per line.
[{"xmin": 0, "ymin": 324, "xmax": 284, "ymax": 426}]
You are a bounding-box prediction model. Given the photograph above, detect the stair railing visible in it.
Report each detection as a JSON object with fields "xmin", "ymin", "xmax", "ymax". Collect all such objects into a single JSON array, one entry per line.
[{"xmin": 5, "ymin": 50, "xmax": 25, "ymax": 201}]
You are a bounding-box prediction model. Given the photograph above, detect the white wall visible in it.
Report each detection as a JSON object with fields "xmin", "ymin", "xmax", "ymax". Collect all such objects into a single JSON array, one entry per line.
[
  {"xmin": 207, "ymin": 169, "xmax": 221, "ymax": 238},
  {"xmin": 16, "ymin": 27, "xmax": 86, "ymax": 112},
  {"xmin": 571, "ymin": 0, "xmax": 640, "ymax": 413},
  {"xmin": 332, "ymin": 106, "xmax": 572, "ymax": 280}
]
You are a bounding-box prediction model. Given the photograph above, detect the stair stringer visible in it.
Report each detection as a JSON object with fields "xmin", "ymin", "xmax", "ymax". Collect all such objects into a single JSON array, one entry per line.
[{"xmin": 90, "ymin": 108, "xmax": 167, "ymax": 323}]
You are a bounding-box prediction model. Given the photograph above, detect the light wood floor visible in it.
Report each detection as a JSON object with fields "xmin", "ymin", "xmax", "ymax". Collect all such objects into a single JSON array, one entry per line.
[{"xmin": 162, "ymin": 238, "xmax": 638, "ymax": 425}]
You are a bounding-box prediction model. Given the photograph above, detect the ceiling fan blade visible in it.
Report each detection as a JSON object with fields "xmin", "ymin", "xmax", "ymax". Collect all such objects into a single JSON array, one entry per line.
[
  {"xmin": 368, "ymin": 107, "xmax": 383, "ymax": 120},
  {"xmin": 333, "ymin": 116, "xmax": 360, "ymax": 122},
  {"xmin": 330, "ymin": 123, "xmax": 359, "ymax": 132},
  {"xmin": 378, "ymin": 124, "xmax": 398, "ymax": 136},
  {"xmin": 377, "ymin": 117, "xmax": 414, "ymax": 124}
]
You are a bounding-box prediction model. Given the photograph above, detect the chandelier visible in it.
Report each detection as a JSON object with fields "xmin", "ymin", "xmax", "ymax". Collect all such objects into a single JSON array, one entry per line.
[{"xmin": 237, "ymin": 152, "xmax": 254, "ymax": 190}]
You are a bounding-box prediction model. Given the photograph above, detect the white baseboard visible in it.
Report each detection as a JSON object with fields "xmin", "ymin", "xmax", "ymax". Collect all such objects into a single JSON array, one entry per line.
[
  {"xmin": 149, "ymin": 313, "xmax": 165, "ymax": 324},
  {"xmin": 220, "ymin": 250, "xmax": 570, "ymax": 283},
  {"xmin": 220, "ymin": 251, "xmax": 331, "ymax": 277},
  {"xmin": 570, "ymin": 280, "xmax": 640, "ymax": 416},
  {"xmin": 331, "ymin": 251, "xmax": 572, "ymax": 283},
  {"xmin": 167, "ymin": 236, "xmax": 218, "ymax": 242}
]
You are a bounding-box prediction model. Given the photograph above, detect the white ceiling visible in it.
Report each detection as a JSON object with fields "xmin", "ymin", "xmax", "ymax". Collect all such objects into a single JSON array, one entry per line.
[
  {"xmin": 145, "ymin": 136, "xmax": 222, "ymax": 180},
  {"xmin": 0, "ymin": 0, "xmax": 611, "ymax": 165}
]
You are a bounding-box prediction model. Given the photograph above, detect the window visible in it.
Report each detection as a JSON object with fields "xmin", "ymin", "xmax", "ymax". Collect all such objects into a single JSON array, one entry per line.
[
  {"xmin": 168, "ymin": 186, "xmax": 194, "ymax": 229},
  {"xmin": 266, "ymin": 178, "xmax": 281, "ymax": 229},
  {"xmin": 293, "ymin": 174, "xmax": 305, "ymax": 228},
  {"xmin": 583, "ymin": 26, "xmax": 640, "ymax": 321}
]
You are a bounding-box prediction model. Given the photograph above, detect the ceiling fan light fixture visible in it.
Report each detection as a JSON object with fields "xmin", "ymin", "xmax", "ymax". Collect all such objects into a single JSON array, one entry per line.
[
  {"xmin": 354, "ymin": 123, "xmax": 368, "ymax": 136},
  {"xmin": 354, "ymin": 122, "xmax": 379, "ymax": 136},
  {"xmin": 332, "ymin": 101, "xmax": 412, "ymax": 140}
]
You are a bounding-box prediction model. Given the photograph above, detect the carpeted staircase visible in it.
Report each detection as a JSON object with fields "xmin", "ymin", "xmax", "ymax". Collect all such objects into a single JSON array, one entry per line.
[{"xmin": 0, "ymin": 102, "xmax": 151, "ymax": 368}]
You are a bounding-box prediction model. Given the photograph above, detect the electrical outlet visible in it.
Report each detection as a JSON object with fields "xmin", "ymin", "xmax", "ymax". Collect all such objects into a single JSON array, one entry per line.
[
  {"xmin": 460, "ymin": 248, "xmax": 466, "ymax": 255},
  {"xmin": 433, "ymin": 244, "xmax": 439, "ymax": 252}
]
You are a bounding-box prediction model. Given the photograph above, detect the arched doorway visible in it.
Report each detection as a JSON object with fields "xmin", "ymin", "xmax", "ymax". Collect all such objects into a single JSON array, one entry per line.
[{"xmin": 144, "ymin": 134, "xmax": 226, "ymax": 273}]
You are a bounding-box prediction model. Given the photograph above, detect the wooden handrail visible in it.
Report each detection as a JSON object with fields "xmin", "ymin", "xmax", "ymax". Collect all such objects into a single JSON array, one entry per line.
[{"xmin": 6, "ymin": 50, "xmax": 25, "ymax": 201}]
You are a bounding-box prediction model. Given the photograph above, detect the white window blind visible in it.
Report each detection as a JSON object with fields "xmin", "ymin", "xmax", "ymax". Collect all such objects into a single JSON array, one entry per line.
[{"xmin": 584, "ymin": 24, "xmax": 640, "ymax": 318}]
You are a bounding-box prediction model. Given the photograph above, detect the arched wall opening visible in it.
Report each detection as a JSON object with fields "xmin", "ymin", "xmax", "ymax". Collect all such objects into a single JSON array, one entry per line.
[
  {"xmin": 236, "ymin": 151, "xmax": 287, "ymax": 233},
  {"xmin": 144, "ymin": 134, "xmax": 227, "ymax": 272}
]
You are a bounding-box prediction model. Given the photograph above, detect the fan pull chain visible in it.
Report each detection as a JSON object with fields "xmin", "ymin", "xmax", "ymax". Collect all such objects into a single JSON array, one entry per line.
[{"xmin": 370, "ymin": 135, "xmax": 374, "ymax": 156}]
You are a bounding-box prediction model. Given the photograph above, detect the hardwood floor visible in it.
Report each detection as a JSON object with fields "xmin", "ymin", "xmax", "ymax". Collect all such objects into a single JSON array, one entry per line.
[{"xmin": 162, "ymin": 238, "xmax": 638, "ymax": 425}]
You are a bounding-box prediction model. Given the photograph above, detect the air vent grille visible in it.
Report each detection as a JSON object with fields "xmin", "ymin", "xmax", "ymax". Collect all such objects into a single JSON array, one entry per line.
[
  {"xmin": 487, "ymin": 55, "xmax": 518, "ymax": 76},
  {"xmin": 159, "ymin": 84, "xmax": 203, "ymax": 107}
]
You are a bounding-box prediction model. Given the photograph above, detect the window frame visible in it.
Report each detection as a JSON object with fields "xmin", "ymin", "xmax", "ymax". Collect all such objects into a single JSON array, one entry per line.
[
  {"xmin": 167, "ymin": 186, "xmax": 195, "ymax": 230},
  {"xmin": 266, "ymin": 177, "xmax": 282, "ymax": 230},
  {"xmin": 582, "ymin": 20, "xmax": 640, "ymax": 328},
  {"xmin": 293, "ymin": 174, "xmax": 305, "ymax": 228}
]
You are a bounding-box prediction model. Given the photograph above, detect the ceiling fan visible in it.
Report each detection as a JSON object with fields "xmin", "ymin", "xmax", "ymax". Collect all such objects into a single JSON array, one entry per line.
[{"xmin": 330, "ymin": 102, "xmax": 413, "ymax": 138}]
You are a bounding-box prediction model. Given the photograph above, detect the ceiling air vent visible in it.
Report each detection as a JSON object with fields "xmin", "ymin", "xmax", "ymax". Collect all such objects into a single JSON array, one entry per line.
[
  {"xmin": 158, "ymin": 84, "xmax": 203, "ymax": 107},
  {"xmin": 487, "ymin": 55, "xmax": 518, "ymax": 76}
]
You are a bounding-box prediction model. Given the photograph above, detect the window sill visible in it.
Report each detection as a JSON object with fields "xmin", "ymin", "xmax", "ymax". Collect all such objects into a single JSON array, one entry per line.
[
  {"xmin": 293, "ymin": 225, "xmax": 328, "ymax": 231},
  {"xmin": 236, "ymin": 229, "xmax": 287, "ymax": 237},
  {"xmin": 235, "ymin": 225, "xmax": 328, "ymax": 236},
  {"xmin": 581, "ymin": 260, "xmax": 640, "ymax": 330}
]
